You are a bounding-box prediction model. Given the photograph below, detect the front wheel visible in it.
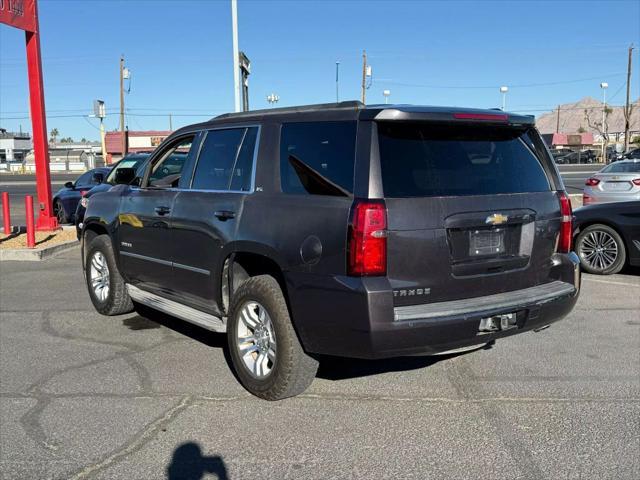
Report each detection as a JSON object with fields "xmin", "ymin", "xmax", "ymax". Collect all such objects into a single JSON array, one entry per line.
[
  {"xmin": 227, "ymin": 275, "xmax": 318, "ymax": 400},
  {"xmin": 576, "ymin": 224, "xmax": 626, "ymax": 275},
  {"xmin": 85, "ymin": 234, "xmax": 134, "ymax": 315}
]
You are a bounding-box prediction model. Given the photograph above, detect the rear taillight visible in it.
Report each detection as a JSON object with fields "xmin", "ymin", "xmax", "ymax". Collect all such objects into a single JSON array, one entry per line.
[
  {"xmin": 582, "ymin": 194, "xmax": 593, "ymax": 205},
  {"xmin": 632, "ymin": 178, "xmax": 640, "ymax": 186},
  {"xmin": 585, "ymin": 177, "xmax": 600, "ymax": 187},
  {"xmin": 348, "ymin": 200, "xmax": 387, "ymax": 276},
  {"xmin": 557, "ymin": 192, "xmax": 573, "ymax": 253}
]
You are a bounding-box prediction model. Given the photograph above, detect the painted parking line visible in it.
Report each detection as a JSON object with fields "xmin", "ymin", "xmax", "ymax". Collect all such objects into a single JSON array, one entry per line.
[{"xmin": 582, "ymin": 277, "xmax": 640, "ymax": 288}]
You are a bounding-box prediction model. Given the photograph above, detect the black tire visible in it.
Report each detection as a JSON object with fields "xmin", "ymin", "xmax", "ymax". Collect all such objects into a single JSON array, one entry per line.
[
  {"xmin": 54, "ymin": 199, "xmax": 68, "ymax": 225},
  {"xmin": 85, "ymin": 234, "xmax": 134, "ymax": 315},
  {"xmin": 576, "ymin": 224, "xmax": 626, "ymax": 275},
  {"xmin": 227, "ymin": 275, "xmax": 318, "ymax": 400}
]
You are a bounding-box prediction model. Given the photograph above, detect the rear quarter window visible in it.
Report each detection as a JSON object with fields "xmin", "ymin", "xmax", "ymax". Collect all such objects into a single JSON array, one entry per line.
[
  {"xmin": 280, "ymin": 121, "xmax": 356, "ymax": 196},
  {"xmin": 377, "ymin": 122, "xmax": 551, "ymax": 198}
]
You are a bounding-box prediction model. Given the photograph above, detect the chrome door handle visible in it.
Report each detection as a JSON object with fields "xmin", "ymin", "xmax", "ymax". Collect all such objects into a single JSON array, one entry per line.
[
  {"xmin": 154, "ymin": 206, "xmax": 171, "ymax": 216},
  {"xmin": 214, "ymin": 210, "xmax": 235, "ymax": 221}
]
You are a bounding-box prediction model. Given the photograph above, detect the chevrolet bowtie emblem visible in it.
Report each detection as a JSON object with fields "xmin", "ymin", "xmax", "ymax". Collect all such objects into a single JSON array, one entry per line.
[{"xmin": 486, "ymin": 213, "xmax": 509, "ymax": 225}]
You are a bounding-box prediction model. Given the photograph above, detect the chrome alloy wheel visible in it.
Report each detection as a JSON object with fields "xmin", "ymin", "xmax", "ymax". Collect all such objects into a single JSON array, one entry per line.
[
  {"xmin": 236, "ymin": 301, "xmax": 277, "ymax": 379},
  {"xmin": 89, "ymin": 251, "xmax": 110, "ymax": 302},
  {"xmin": 578, "ymin": 230, "xmax": 619, "ymax": 271}
]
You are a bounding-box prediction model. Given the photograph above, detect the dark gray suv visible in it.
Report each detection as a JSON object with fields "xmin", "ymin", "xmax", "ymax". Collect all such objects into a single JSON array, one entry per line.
[{"xmin": 81, "ymin": 102, "xmax": 581, "ymax": 400}]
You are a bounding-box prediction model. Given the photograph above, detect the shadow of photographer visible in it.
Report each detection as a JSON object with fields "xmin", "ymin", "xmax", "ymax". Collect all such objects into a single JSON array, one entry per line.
[{"xmin": 167, "ymin": 442, "xmax": 228, "ymax": 480}]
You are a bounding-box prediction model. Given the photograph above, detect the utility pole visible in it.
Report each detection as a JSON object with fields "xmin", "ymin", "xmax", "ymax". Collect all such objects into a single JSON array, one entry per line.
[
  {"xmin": 361, "ymin": 50, "xmax": 367, "ymax": 104},
  {"xmin": 231, "ymin": 0, "xmax": 241, "ymax": 113},
  {"xmin": 169, "ymin": 114, "xmax": 173, "ymax": 131},
  {"xmin": 623, "ymin": 44, "xmax": 634, "ymax": 153},
  {"xmin": 119, "ymin": 55, "xmax": 126, "ymax": 157},
  {"xmin": 556, "ymin": 105, "xmax": 560, "ymax": 133}
]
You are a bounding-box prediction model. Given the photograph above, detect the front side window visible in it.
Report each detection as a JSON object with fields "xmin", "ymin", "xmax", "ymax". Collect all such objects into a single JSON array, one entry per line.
[
  {"xmin": 280, "ymin": 121, "xmax": 356, "ymax": 196},
  {"xmin": 377, "ymin": 122, "xmax": 551, "ymax": 198},
  {"xmin": 191, "ymin": 127, "xmax": 258, "ymax": 191},
  {"xmin": 147, "ymin": 137, "xmax": 195, "ymax": 188},
  {"xmin": 75, "ymin": 171, "xmax": 94, "ymax": 187}
]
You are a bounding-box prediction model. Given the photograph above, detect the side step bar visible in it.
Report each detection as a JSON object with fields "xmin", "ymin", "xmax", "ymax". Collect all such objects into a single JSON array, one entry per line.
[{"xmin": 127, "ymin": 284, "xmax": 226, "ymax": 333}]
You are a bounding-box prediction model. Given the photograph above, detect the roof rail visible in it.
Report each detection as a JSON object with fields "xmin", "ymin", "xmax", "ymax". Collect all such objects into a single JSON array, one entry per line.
[{"xmin": 214, "ymin": 101, "xmax": 364, "ymax": 120}]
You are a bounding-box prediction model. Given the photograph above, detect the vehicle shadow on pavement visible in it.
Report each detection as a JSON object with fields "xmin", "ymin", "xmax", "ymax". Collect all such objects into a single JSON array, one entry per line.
[
  {"xmin": 166, "ymin": 442, "xmax": 229, "ymax": 480},
  {"xmin": 316, "ymin": 354, "xmax": 444, "ymax": 381}
]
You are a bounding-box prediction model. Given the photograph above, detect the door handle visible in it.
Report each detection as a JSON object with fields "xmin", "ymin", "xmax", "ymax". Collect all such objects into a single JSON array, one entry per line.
[
  {"xmin": 154, "ymin": 206, "xmax": 171, "ymax": 216},
  {"xmin": 214, "ymin": 210, "xmax": 236, "ymax": 221}
]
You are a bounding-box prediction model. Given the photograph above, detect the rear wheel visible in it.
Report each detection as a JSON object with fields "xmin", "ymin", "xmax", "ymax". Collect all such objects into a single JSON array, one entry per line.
[
  {"xmin": 227, "ymin": 275, "xmax": 318, "ymax": 400},
  {"xmin": 54, "ymin": 199, "xmax": 68, "ymax": 225},
  {"xmin": 576, "ymin": 224, "xmax": 626, "ymax": 275},
  {"xmin": 85, "ymin": 234, "xmax": 134, "ymax": 315}
]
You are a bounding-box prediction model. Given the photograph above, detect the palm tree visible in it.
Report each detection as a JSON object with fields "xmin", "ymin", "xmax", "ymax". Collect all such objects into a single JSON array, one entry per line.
[{"xmin": 49, "ymin": 128, "xmax": 59, "ymax": 144}]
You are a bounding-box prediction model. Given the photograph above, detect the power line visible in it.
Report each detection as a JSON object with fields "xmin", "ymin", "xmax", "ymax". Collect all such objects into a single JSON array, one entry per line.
[{"xmin": 373, "ymin": 73, "xmax": 628, "ymax": 90}]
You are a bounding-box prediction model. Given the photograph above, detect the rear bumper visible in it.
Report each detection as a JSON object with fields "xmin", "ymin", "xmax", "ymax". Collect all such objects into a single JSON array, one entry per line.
[
  {"xmin": 287, "ymin": 252, "xmax": 580, "ymax": 359},
  {"xmin": 583, "ymin": 187, "xmax": 640, "ymax": 204}
]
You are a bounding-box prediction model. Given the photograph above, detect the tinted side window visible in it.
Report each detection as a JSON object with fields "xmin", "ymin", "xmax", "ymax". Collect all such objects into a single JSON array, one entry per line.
[
  {"xmin": 191, "ymin": 128, "xmax": 246, "ymax": 191},
  {"xmin": 148, "ymin": 136, "xmax": 194, "ymax": 188},
  {"xmin": 378, "ymin": 123, "xmax": 551, "ymax": 198},
  {"xmin": 229, "ymin": 127, "xmax": 258, "ymax": 191},
  {"xmin": 76, "ymin": 172, "xmax": 93, "ymax": 187},
  {"xmin": 280, "ymin": 121, "xmax": 356, "ymax": 195}
]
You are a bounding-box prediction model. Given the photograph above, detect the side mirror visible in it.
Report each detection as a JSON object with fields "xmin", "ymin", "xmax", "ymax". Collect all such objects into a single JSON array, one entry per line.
[
  {"xmin": 64, "ymin": 181, "xmax": 74, "ymax": 189},
  {"xmin": 92, "ymin": 172, "xmax": 105, "ymax": 184},
  {"xmin": 114, "ymin": 167, "xmax": 137, "ymax": 185}
]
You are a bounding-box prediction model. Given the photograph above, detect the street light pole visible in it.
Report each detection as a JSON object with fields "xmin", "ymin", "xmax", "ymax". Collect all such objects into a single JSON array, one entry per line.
[
  {"xmin": 500, "ymin": 86, "xmax": 508, "ymax": 111},
  {"xmin": 231, "ymin": 0, "xmax": 241, "ymax": 113},
  {"xmin": 335, "ymin": 61, "xmax": 340, "ymax": 102},
  {"xmin": 600, "ymin": 82, "xmax": 608, "ymax": 162}
]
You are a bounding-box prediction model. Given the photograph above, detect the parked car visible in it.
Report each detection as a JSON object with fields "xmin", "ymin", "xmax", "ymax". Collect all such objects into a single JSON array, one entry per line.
[
  {"xmin": 623, "ymin": 148, "xmax": 640, "ymax": 160},
  {"xmin": 52, "ymin": 167, "xmax": 110, "ymax": 224},
  {"xmin": 573, "ymin": 201, "xmax": 640, "ymax": 274},
  {"xmin": 81, "ymin": 102, "xmax": 580, "ymax": 400},
  {"xmin": 75, "ymin": 153, "xmax": 151, "ymax": 237},
  {"xmin": 583, "ymin": 159, "xmax": 640, "ymax": 205}
]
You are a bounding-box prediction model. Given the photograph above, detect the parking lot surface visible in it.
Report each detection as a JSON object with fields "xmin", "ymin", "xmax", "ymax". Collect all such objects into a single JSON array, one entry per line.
[{"xmin": 0, "ymin": 247, "xmax": 638, "ymax": 479}]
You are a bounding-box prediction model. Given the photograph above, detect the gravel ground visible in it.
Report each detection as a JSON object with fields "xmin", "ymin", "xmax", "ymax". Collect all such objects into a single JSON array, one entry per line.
[
  {"xmin": 0, "ymin": 247, "xmax": 638, "ymax": 480},
  {"xmin": 0, "ymin": 229, "xmax": 77, "ymax": 250}
]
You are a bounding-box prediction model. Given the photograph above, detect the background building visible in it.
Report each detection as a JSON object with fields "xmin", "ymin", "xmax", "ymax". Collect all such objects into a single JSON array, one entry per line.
[
  {"xmin": 105, "ymin": 130, "xmax": 172, "ymax": 163},
  {"xmin": 0, "ymin": 129, "xmax": 31, "ymax": 168}
]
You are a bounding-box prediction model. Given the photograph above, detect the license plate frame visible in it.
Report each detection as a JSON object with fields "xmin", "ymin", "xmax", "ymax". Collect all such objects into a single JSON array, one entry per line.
[{"xmin": 469, "ymin": 228, "xmax": 505, "ymax": 257}]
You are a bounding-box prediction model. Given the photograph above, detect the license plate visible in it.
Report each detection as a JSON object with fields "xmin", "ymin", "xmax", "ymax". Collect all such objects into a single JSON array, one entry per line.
[
  {"xmin": 604, "ymin": 181, "xmax": 630, "ymax": 191},
  {"xmin": 469, "ymin": 229, "xmax": 505, "ymax": 256}
]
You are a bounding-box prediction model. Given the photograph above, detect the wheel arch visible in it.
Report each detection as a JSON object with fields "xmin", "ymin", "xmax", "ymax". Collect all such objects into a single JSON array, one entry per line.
[{"xmin": 218, "ymin": 241, "xmax": 289, "ymax": 315}]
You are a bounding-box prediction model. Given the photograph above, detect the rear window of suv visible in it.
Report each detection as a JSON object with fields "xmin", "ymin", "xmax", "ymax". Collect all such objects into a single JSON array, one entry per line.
[{"xmin": 377, "ymin": 122, "xmax": 551, "ymax": 198}]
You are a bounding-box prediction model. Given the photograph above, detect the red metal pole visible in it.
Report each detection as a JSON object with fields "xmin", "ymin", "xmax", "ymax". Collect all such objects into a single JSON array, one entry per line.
[
  {"xmin": 25, "ymin": 195, "xmax": 36, "ymax": 248},
  {"xmin": 2, "ymin": 192, "xmax": 11, "ymax": 235},
  {"xmin": 25, "ymin": 2, "xmax": 58, "ymax": 231}
]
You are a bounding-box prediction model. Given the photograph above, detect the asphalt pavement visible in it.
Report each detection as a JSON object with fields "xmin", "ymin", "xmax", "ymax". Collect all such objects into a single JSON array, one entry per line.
[{"xmin": 0, "ymin": 247, "xmax": 638, "ymax": 479}]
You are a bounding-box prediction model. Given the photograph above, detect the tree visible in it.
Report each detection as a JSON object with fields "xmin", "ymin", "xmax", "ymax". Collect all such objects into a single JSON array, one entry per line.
[
  {"xmin": 80, "ymin": 137, "xmax": 88, "ymax": 143},
  {"xmin": 49, "ymin": 128, "xmax": 59, "ymax": 144},
  {"xmin": 60, "ymin": 137, "xmax": 74, "ymax": 143},
  {"xmin": 584, "ymin": 106, "xmax": 613, "ymax": 162}
]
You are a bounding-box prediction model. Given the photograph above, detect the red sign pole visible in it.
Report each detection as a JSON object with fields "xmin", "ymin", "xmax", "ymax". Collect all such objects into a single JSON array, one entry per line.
[
  {"xmin": 1, "ymin": 0, "xmax": 58, "ymax": 230},
  {"xmin": 26, "ymin": 26, "xmax": 57, "ymax": 230}
]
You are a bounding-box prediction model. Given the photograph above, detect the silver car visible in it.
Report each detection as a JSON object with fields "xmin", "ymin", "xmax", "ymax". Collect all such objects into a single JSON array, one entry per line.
[{"xmin": 583, "ymin": 159, "xmax": 640, "ymax": 205}]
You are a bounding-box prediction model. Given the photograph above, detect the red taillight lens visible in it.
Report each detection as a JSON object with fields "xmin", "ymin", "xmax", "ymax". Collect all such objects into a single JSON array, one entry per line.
[
  {"xmin": 453, "ymin": 112, "xmax": 508, "ymax": 122},
  {"xmin": 632, "ymin": 178, "xmax": 640, "ymax": 186},
  {"xmin": 348, "ymin": 200, "xmax": 387, "ymax": 276},
  {"xmin": 557, "ymin": 192, "xmax": 573, "ymax": 253},
  {"xmin": 585, "ymin": 177, "xmax": 600, "ymax": 187}
]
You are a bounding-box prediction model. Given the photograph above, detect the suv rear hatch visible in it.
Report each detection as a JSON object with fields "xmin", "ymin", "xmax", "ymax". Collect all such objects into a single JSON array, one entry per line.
[{"xmin": 375, "ymin": 117, "xmax": 565, "ymax": 307}]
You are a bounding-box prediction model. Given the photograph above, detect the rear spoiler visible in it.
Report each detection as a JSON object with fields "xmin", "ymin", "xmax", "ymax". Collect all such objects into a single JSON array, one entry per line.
[{"xmin": 363, "ymin": 108, "xmax": 535, "ymax": 127}]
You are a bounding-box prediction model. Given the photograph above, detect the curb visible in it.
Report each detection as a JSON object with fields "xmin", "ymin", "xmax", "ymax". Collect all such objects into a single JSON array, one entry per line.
[{"xmin": 0, "ymin": 239, "xmax": 79, "ymax": 262}]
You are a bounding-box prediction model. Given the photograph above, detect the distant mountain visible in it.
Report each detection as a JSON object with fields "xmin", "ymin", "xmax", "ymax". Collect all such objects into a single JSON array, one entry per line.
[{"xmin": 535, "ymin": 96, "xmax": 639, "ymax": 135}]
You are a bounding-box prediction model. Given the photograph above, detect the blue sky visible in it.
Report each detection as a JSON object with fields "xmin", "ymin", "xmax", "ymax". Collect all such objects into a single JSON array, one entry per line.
[{"xmin": 1, "ymin": 0, "xmax": 639, "ymax": 140}]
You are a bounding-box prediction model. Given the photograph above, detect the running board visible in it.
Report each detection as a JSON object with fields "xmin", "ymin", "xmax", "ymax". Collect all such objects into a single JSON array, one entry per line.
[{"xmin": 126, "ymin": 284, "xmax": 226, "ymax": 333}]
